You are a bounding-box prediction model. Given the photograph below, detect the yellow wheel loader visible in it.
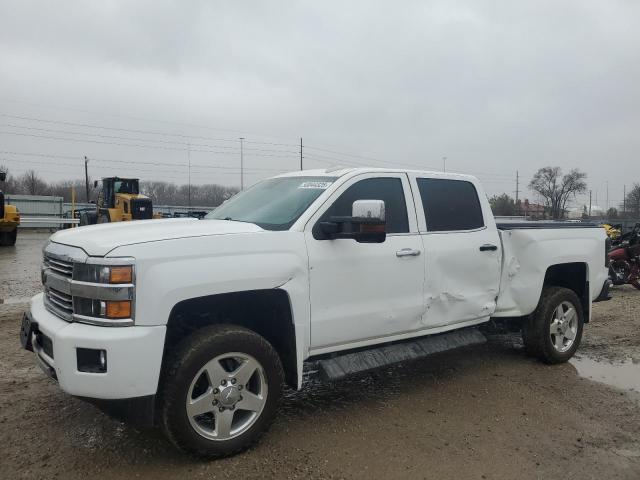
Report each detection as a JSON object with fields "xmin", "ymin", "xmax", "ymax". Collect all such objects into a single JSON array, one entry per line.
[
  {"xmin": 0, "ymin": 172, "xmax": 20, "ymax": 246},
  {"xmin": 80, "ymin": 177, "xmax": 160, "ymax": 226}
]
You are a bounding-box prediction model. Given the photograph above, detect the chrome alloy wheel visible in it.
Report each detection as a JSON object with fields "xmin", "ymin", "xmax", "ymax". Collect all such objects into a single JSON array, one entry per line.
[
  {"xmin": 549, "ymin": 301, "xmax": 578, "ymax": 353},
  {"xmin": 186, "ymin": 352, "xmax": 268, "ymax": 441}
]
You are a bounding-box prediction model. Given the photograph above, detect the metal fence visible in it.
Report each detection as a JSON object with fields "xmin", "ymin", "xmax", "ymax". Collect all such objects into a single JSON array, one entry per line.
[
  {"xmin": 5, "ymin": 195, "xmax": 64, "ymax": 228},
  {"xmin": 4, "ymin": 194, "xmax": 216, "ymax": 228}
]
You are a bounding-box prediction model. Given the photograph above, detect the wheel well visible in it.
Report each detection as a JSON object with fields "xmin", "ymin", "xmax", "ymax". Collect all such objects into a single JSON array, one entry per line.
[
  {"xmin": 543, "ymin": 262, "xmax": 590, "ymax": 322},
  {"xmin": 164, "ymin": 289, "xmax": 298, "ymax": 388}
]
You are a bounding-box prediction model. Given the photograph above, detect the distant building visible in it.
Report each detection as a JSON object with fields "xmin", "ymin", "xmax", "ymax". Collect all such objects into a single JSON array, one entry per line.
[
  {"xmin": 567, "ymin": 205, "xmax": 606, "ymax": 219},
  {"xmin": 516, "ymin": 199, "xmax": 546, "ymax": 219}
]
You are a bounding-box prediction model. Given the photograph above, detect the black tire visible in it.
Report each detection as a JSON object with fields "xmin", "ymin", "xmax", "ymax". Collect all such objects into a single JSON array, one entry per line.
[
  {"xmin": 159, "ymin": 324, "xmax": 284, "ymax": 458},
  {"xmin": 0, "ymin": 229, "xmax": 16, "ymax": 246},
  {"xmin": 522, "ymin": 286, "xmax": 584, "ymax": 364},
  {"xmin": 7, "ymin": 228, "xmax": 16, "ymax": 246}
]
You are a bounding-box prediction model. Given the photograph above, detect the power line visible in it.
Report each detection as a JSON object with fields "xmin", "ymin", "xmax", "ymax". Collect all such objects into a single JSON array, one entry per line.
[
  {"xmin": 0, "ymin": 127, "xmax": 299, "ymax": 159},
  {"xmin": 0, "ymin": 97, "xmax": 299, "ymax": 144},
  {"xmin": 0, "ymin": 149, "xmax": 285, "ymax": 172}
]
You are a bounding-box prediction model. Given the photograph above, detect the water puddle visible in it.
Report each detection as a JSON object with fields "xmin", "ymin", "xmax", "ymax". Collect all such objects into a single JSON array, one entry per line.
[
  {"xmin": 0, "ymin": 297, "xmax": 31, "ymax": 305},
  {"xmin": 570, "ymin": 356, "xmax": 640, "ymax": 393}
]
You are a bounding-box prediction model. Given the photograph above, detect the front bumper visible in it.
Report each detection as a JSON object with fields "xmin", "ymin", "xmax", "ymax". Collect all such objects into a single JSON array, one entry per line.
[{"xmin": 23, "ymin": 293, "xmax": 166, "ymax": 400}]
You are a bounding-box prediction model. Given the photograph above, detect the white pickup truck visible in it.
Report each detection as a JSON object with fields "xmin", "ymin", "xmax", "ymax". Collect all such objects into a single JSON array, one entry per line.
[{"xmin": 21, "ymin": 168, "xmax": 610, "ymax": 457}]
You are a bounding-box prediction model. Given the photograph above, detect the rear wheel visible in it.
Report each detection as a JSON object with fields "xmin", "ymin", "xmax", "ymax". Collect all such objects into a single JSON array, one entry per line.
[
  {"xmin": 159, "ymin": 325, "xmax": 284, "ymax": 458},
  {"xmin": 522, "ymin": 287, "xmax": 584, "ymax": 364}
]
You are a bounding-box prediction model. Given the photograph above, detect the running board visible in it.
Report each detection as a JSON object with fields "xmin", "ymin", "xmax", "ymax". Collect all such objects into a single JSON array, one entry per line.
[{"xmin": 317, "ymin": 328, "xmax": 486, "ymax": 381}]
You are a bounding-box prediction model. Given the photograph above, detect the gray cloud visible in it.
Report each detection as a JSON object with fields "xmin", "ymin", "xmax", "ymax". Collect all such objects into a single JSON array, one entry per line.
[{"xmin": 0, "ymin": 0, "xmax": 638, "ymax": 208}]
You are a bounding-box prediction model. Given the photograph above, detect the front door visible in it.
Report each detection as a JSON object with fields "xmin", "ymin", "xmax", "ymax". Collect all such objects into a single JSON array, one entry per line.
[{"xmin": 305, "ymin": 173, "xmax": 425, "ymax": 351}]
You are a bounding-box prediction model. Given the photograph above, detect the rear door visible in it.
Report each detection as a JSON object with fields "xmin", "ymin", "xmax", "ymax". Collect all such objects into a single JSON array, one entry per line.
[{"xmin": 409, "ymin": 175, "xmax": 502, "ymax": 328}]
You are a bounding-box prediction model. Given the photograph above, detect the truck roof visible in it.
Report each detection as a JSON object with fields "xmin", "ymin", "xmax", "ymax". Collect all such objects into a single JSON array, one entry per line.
[{"xmin": 275, "ymin": 167, "xmax": 477, "ymax": 182}]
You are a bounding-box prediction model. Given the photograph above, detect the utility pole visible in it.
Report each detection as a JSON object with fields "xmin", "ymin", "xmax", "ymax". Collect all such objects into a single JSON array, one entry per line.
[
  {"xmin": 300, "ymin": 137, "xmax": 303, "ymax": 171},
  {"xmin": 623, "ymin": 184, "xmax": 626, "ymax": 216},
  {"xmin": 589, "ymin": 190, "xmax": 592, "ymax": 217},
  {"xmin": 187, "ymin": 143, "xmax": 191, "ymax": 208},
  {"xmin": 442, "ymin": 156, "xmax": 447, "ymax": 173},
  {"xmin": 515, "ymin": 170, "xmax": 520, "ymax": 206},
  {"xmin": 84, "ymin": 156, "xmax": 90, "ymax": 202},
  {"xmin": 239, "ymin": 137, "xmax": 245, "ymax": 191},
  {"xmin": 606, "ymin": 181, "xmax": 609, "ymax": 212}
]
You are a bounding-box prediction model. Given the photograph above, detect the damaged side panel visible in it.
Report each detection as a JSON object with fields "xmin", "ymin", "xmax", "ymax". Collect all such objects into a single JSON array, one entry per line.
[
  {"xmin": 421, "ymin": 228, "xmax": 501, "ymax": 329},
  {"xmin": 494, "ymin": 228, "xmax": 605, "ymax": 318}
]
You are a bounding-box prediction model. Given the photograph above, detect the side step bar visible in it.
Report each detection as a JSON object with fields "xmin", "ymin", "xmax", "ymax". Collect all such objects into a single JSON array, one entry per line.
[{"xmin": 317, "ymin": 328, "xmax": 486, "ymax": 381}]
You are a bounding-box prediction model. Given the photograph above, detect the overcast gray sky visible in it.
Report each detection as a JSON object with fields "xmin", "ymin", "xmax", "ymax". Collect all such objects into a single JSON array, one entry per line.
[{"xmin": 1, "ymin": 0, "xmax": 638, "ymax": 209}]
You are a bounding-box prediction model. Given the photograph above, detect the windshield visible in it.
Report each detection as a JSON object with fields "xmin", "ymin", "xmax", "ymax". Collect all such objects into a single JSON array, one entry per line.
[
  {"xmin": 206, "ymin": 176, "xmax": 337, "ymax": 230},
  {"xmin": 113, "ymin": 179, "xmax": 139, "ymax": 194}
]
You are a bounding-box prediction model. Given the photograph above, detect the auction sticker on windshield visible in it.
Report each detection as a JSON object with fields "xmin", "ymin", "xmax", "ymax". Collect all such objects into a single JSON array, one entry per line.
[{"xmin": 298, "ymin": 181, "xmax": 333, "ymax": 189}]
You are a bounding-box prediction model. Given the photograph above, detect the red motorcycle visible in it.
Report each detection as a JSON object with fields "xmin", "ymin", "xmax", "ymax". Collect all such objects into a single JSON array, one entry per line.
[{"xmin": 608, "ymin": 223, "xmax": 640, "ymax": 290}]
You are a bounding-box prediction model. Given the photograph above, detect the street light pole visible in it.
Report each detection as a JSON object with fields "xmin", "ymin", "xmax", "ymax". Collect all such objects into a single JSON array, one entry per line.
[
  {"xmin": 442, "ymin": 156, "xmax": 447, "ymax": 173},
  {"xmin": 84, "ymin": 156, "xmax": 90, "ymax": 202},
  {"xmin": 187, "ymin": 143, "xmax": 191, "ymax": 208},
  {"xmin": 239, "ymin": 137, "xmax": 245, "ymax": 191}
]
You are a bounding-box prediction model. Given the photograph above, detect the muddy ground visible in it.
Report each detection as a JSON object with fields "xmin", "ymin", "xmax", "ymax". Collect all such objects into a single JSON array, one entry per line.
[{"xmin": 1, "ymin": 231, "xmax": 639, "ymax": 479}]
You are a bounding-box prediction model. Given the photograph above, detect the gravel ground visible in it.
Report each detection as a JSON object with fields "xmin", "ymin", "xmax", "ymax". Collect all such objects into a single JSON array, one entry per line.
[{"xmin": 1, "ymin": 230, "xmax": 639, "ymax": 479}]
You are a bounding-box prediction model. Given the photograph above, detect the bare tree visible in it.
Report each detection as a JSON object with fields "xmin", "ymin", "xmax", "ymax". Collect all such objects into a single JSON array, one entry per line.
[
  {"xmin": 140, "ymin": 181, "xmax": 237, "ymax": 207},
  {"xmin": 529, "ymin": 167, "xmax": 587, "ymax": 219},
  {"xmin": 48, "ymin": 179, "xmax": 93, "ymax": 202},
  {"xmin": 623, "ymin": 183, "xmax": 640, "ymax": 218},
  {"xmin": 0, "ymin": 165, "xmax": 18, "ymax": 193},
  {"xmin": 19, "ymin": 170, "xmax": 48, "ymax": 195}
]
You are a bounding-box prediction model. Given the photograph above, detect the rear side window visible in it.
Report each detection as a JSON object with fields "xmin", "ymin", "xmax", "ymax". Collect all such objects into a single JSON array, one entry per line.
[
  {"xmin": 321, "ymin": 177, "xmax": 409, "ymax": 233},
  {"xmin": 416, "ymin": 178, "xmax": 484, "ymax": 232}
]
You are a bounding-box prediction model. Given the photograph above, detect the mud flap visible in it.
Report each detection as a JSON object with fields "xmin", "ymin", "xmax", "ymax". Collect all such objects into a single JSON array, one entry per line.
[{"xmin": 318, "ymin": 328, "xmax": 486, "ymax": 381}]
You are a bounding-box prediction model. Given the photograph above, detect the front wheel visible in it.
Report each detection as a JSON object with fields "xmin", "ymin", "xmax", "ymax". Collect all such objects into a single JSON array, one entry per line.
[
  {"xmin": 522, "ymin": 287, "xmax": 584, "ymax": 364},
  {"xmin": 159, "ymin": 325, "xmax": 284, "ymax": 458}
]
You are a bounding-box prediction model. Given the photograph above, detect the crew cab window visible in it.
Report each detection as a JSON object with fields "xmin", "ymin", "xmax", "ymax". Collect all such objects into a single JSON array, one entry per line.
[
  {"xmin": 417, "ymin": 178, "xmax": 484, "ymax": 232},
  {"xmin": 321, "ymin": 177, "xmax": 409, "ymax": 233}
]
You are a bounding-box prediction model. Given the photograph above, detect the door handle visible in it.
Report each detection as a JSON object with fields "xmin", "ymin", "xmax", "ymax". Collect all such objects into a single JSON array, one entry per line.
[
  {"xmin": 479, "ymin": 244, "xmax": 498, "ymax": 252},
  {"xmin": 396, "ymin": 248, "xmax": 421, "ymax": 257}
]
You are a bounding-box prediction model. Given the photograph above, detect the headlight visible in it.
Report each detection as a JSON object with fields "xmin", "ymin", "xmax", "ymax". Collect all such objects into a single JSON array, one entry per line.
[
  {"xmin": 70, "ymin": 262, "xmax": 135, "ymax": 326},
  {"xmin": 74, "ymin": 264, "xmax": 133, "ymax": 284},
  {"xmin": 74, "ymin": 298, "xmax": 132, "ymax": 320}
]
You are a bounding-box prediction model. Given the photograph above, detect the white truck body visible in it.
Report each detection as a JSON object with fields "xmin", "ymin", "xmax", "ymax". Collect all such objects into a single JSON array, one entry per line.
[{"xmin": 22, "ymin": 167, "xmax": 610, "ymax": 455}]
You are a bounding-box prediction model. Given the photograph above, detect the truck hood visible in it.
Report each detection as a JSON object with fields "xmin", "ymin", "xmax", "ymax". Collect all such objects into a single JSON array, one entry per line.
[{"xmin": 50, "ymin": 218, "xmax": 264, "ymax": 256}]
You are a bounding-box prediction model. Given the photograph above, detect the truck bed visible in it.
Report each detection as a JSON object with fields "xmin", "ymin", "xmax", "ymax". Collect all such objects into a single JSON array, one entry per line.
[{"xmin": 493, "ymin": 222, "xmax": 608, "ymax": 318}]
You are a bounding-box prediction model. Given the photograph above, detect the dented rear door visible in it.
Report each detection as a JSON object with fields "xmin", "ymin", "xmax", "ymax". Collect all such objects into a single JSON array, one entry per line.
[{"xmin": 408, "ymin": 174, "xmax": 502, "ymax": 328}]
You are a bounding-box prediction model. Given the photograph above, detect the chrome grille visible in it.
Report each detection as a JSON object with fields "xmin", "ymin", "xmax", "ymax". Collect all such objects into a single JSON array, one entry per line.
[
  {"xmin": 43, "ymin": 254, "xmax": 73, "ymax": 278},
  {"xmin": 45, "ymin": 287, "xmax": 73, "ymax": 312},
  {"xmin": 41, "ymin": 242, "xmax": 136, "ymax": 326}
]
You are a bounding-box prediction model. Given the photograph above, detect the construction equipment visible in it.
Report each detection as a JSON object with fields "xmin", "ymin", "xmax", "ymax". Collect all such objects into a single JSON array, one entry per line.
[
  {"xmin": 80, "ymin": 177, "xmax": 159, "ymax": 225},
  {"xmin": 0, "ymin": 171, "xmax": 20, "ymax": 246},
  {"xmin": 602, "ymin": 223, "xmax": 622, "ymax": 241}
]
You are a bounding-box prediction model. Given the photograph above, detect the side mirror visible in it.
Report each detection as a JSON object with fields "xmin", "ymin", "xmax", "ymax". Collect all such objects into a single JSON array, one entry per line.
[{"xmin": 319, "ymin": 199, "xmax": 386, "ymax": 243}]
